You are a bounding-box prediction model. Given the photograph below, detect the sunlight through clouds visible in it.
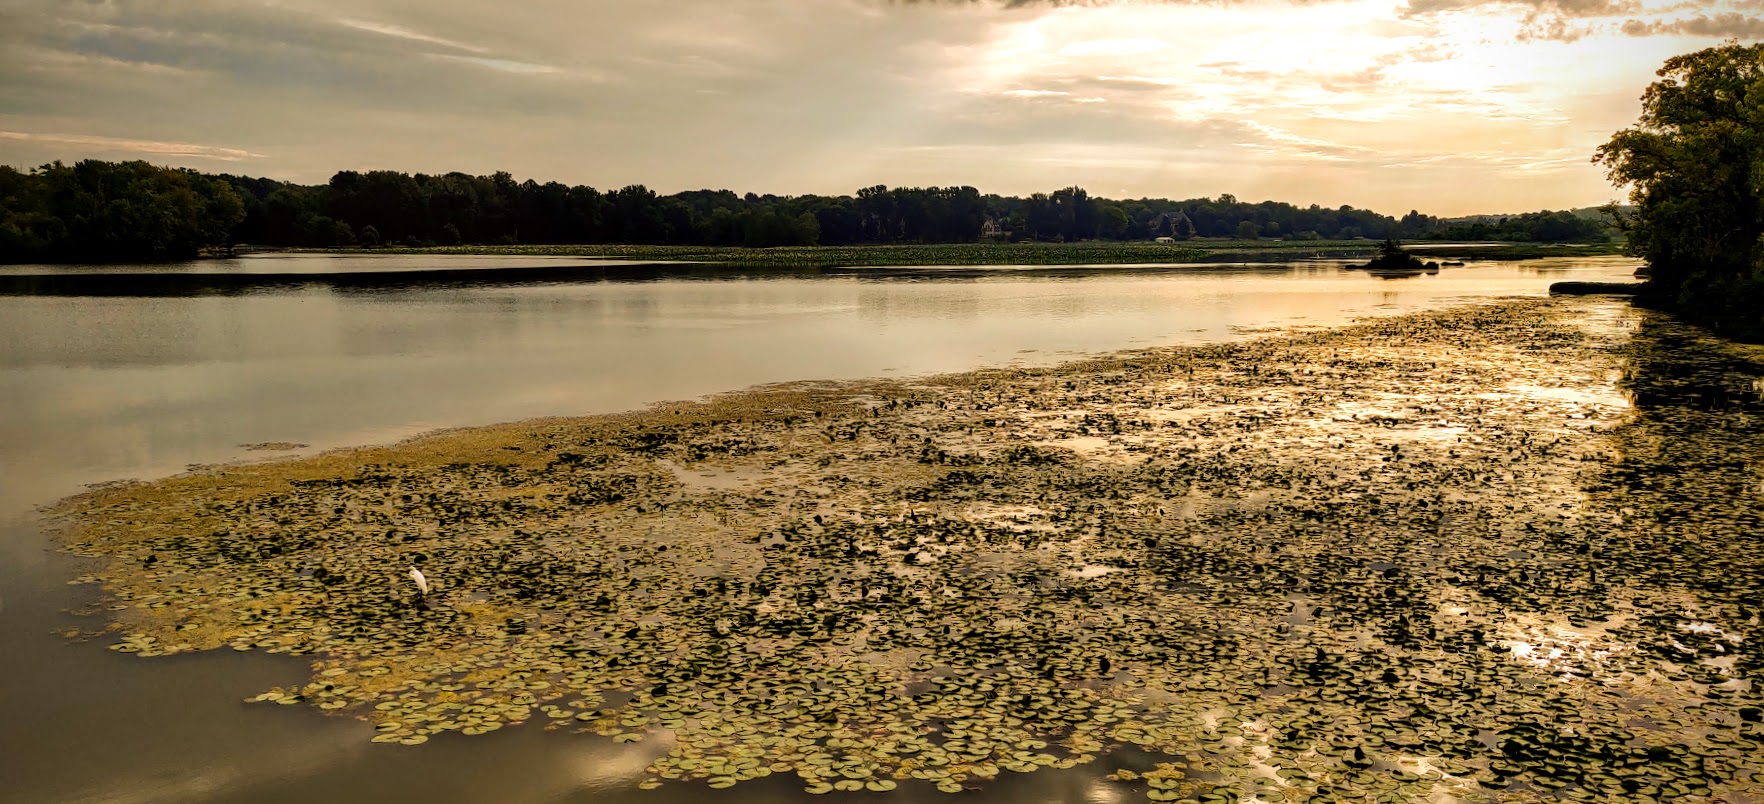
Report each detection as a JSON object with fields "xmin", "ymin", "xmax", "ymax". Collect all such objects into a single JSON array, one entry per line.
[{"xmin": 0, "ymin": 0, "xmax": 1751, "ymax": 214}]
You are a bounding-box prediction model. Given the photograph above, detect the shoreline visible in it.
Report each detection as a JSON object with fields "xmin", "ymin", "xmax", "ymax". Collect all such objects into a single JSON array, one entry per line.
[
  {"xmin": 300, "ymin": 240, "xmax": 1627, "ymax": 267},
  {"xmin": 0, "ymin": 248, "xmax": 1636, "ymax": 298},
  {"xmin": 0, "ymin": 239, "xmax": 1625, "ymax": 272},
  {"xmin": 48, "ymin": 297, "xmax": 1764, "ymax": 800}
]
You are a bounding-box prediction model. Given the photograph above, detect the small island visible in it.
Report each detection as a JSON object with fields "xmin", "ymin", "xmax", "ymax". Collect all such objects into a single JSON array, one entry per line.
[{"xmin": 1346, "ymin": 238, "xmax": 1439, "ymax": 276}]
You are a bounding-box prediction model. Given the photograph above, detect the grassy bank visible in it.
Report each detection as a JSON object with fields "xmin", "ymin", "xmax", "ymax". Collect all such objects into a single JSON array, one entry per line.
[{"xmin": 1405, "ymin": 242, "xmax": 1625, "ymax": 260}]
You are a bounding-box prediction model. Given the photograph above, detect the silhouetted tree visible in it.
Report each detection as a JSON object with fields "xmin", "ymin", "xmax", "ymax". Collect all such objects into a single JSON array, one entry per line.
[{"xmin": 1596, "ymin": 41, "xmax": 1763, "ymax": 338}]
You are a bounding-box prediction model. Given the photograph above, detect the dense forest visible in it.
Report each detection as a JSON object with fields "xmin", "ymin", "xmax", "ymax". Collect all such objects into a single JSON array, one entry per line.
[
  {"xmin": 0, "ymin": 159, "xmax": 1612, "ymax": 263},
  {"xmin": 0, "ymin": 160, "xmax": 246, "ymax": 262}
]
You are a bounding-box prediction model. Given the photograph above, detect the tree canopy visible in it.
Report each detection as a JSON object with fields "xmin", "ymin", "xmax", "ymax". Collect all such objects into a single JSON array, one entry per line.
[
  {"xmin": 0, "ymin": 160, "xmax": 244, "ymax": 262},
  {"xmin": 1596, "ymin": 41, "xmax": 1764, "ymax": 337},
  {"xmin": 2, "ymin": 159, "xmax": 1613, "ymax": 264},
  {"xmin": 1422, "ymin": 210, "xmax": 1610, "ymax": 243}
]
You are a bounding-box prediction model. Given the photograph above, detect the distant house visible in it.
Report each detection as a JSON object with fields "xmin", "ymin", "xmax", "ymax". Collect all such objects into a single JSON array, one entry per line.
[
  {"xmin": 1154, "ymin": 236, "xmax": 1175, "ymax": 244},
  {"xmin": 980, "ymin": 219, "xmax": 1007, "ymax": 240}
]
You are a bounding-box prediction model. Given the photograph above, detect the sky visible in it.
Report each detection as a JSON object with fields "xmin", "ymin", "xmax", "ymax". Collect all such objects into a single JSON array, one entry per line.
[{"xmin": 0, "ymin": 0, "xmax": 1757, "ymax": 216}]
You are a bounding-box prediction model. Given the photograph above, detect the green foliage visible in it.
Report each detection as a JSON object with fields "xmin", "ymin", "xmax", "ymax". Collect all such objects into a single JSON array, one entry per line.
[
  {"xmin": 1596, "ymin": 42, "xmax": 1764, "ymax": 338},
  {"xmin": 1398, "ymin": 209, "xmax": 1438, "ymax": 238},
  {"xmin": 2, "ymin": 157, "xmax": 1618, "ymax": 264},
  {"xmin": 0, "ymin": 160, "xmax": 244, "ymax": 262},
  {"xmin": 1368, "ymin": 238, "xmax": 1426, "ymax": 270},
  {"xmin": 1097, "ymin": 204, "xmax": 1130, "ymax": 240},
  {"xmin": 1424, "ymin": 209, "xmax": 1611, "ymax": 243},
  {"xmin": 740, "ymin": 209, "xmax": 819, "ymax": 247},
  {"xmin": 0, "ymin": 157, "xmax": 1445, "ymax": 263}
]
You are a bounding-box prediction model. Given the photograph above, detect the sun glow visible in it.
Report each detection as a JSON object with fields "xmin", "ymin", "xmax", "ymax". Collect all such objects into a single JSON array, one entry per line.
[
  {"xmin": 933, "ymin": 0, "xmax": 1685, "ymax": 210},
  {"xmin": 7, "ymin": 0, "xmax": 1743, "ymax": 214}
]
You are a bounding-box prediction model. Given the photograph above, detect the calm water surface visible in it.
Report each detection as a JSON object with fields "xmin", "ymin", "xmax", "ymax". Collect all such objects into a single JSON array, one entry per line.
[
  {"xmin": 0, "ymin": 253, "xmax": 671, "ymax": 275},
  {"xmin": 0, "ymin": 254, "xmax": 1638, "ymax": 804}
]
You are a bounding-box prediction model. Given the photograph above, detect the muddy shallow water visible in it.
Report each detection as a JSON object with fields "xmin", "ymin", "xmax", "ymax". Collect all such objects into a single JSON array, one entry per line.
[{"xmin": 33, "ymin": 293, "xmax": 1764, "ymax": 803}]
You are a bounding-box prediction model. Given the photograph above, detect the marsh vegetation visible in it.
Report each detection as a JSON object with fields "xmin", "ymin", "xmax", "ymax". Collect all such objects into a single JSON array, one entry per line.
[
  {"xmin": 340, "ymin": 240, "xmax": 1623, "ymax": 270},
  {"xmin": 52, "ymin": 296, "xmax": 1764, "ymax": 801}
]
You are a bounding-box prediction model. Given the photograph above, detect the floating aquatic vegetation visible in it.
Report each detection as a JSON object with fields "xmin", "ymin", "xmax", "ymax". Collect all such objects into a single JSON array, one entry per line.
[{"xmin": 51, "ymin": 298, "xmax": 1764, "ymax": 801}]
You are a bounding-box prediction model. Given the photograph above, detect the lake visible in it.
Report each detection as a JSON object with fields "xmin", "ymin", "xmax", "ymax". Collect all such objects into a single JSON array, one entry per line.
[{"xmin": 0, "ymin": 254, "xmax": 1640, "ymax": 804}]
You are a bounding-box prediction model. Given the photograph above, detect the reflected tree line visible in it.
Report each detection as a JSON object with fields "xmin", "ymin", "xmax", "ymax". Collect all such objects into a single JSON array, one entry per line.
[
  {"xmin": 1592, "ymin": 308, "xmax": 1764, "ymax": 679},
  {"xmin": 1, "ymin": 159, "xmax": 1611, "ymax": 263}
]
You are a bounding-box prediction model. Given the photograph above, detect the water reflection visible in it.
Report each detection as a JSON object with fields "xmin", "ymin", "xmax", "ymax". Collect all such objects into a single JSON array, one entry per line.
[
  {"xmin": 0, "ymin": 255, "xmax": 1646, "ymax": 804},
  {"xmin": 0, "ymin": 263, "xmax": 687, "ymax": 296},
  {"xmin": 1567, "ymin": 308, "xmax": 1764, "ymax": 708},
  {"xmin": 0, "ymin": 254, "xmax": 1611, "ymax": 298},
  {"xmin": 1621, "ymin": 314, "xmax": 1764, "ymax": 412}
]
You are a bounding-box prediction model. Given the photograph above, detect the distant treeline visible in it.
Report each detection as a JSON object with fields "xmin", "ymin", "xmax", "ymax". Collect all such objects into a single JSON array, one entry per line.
[
  {"xmin": 1, "ymin": 159, "xmax": 1612, "ymax": 263},
  {"xmin": 1423, "ymin": 209, "xmax": 1610, "ymax": 243}
]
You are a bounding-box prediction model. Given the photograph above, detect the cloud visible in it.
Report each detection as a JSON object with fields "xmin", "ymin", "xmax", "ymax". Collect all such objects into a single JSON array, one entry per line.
[
  {"xmin": 1620, "ymin": 11, "xmax": 1764, "ymax": 36},
  {"xmin": 333, "ymin": 18, "xmax": 492, "ymax": 54},
  {"xmin": 1382, "ymin": 147, "xmax": 1589, "ymax": 174},
  {"xmin": 1394, "ymin": 0, "xmax": 1640, "ymax": 42},
  {"xmin": 0, "ymin": 0, "xmax": 1672, "ymax": 214},
  {"xmin": 0, "ymin": 131, "xmax": 263, "ymax": 161},
  {"xmin": 890, "ymin": 0, "xmax": 1217, "ymax": 5},
  {"xmin": 1515, "ymin": 16, "xmax": 1600, "ymax": 40},
  {"xmin": 1235, "ymin": 122, "xmax": 1381, "ymax": 162},
  {"xmin": 429, "ymin": 54, "xmax": 563, "ymax": 75},
  {"xmin": 1089, "ymin": 75, "xmax": 1180, "ymax": 90},
  {"xmin": 1394, "ymin": 0, "xmax": 1764, "ymax": 41},
  {"xmin": 1059, "ymin": 36, "xmax": 1170, "ymax": 56},
  {"xmin": 890, "ymin": 0, "xmax": 1751, "ymax": 33},
  {"xmin": 1401, "ymin": 0, "xmax": 1639, "ymax": 16},
  {"xmin": 1412, "ymin": 0, "xmax": 1764, "ymax": 42},
  {"xmin": 0, "ymin": 0, "xmax": 609, "ymax": 123}
]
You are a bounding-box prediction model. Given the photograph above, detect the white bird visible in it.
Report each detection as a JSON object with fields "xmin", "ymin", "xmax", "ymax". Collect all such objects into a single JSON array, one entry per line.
[{"xmin": 408, "ymin": 566, "xmax": 430, "ymax": 596}]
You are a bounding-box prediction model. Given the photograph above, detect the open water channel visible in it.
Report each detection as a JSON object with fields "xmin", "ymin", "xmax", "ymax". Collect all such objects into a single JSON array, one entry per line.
[{"xmin": 0, "ymin": 254, "xmax": 1640, "ymax": 804}]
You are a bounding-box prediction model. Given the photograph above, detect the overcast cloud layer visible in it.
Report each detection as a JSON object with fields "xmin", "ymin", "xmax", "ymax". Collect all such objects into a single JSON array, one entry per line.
[{"xmin": 0, "ymin": 0, "xmax": 1753, "ymax": 214}]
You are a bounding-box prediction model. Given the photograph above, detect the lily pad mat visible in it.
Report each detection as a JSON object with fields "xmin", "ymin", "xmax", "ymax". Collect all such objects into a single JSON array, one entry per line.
[{"xmin": 52, "ymin": 297, "xmax": 1764, "ymax": 801}]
